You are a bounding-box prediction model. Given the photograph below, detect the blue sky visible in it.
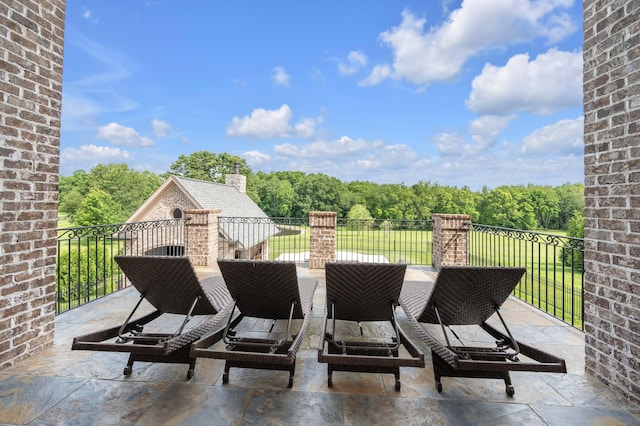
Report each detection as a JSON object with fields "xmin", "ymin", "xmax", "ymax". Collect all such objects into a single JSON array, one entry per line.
[{"xmin": 60, "ymin": 0, "xmax": 584, "ymax": 189}]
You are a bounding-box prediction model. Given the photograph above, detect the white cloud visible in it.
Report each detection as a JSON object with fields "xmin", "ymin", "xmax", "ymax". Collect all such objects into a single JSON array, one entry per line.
[
  {"xmin": 363, "ymin": 2, "xmax": 576, "ymax": 88},
  {"xmin": 434, "ymin": 132, "xmax": 466, "ymax": 157},
  {"xmin": 97, "ymin": 122, "xmax": 154, "ymax": 147},
  {"xmin": 520, "ymin": 116, "xmax": 584, "ymax": 155},
  {"xmin": 274, "ymin": 136, "xmax": 382, "ymax": 158},
  {"xmin": 272, "ymin": 66, "xmax": 290, "ymax": 87},
  {"xmin": 338, "ymin": 50, "xmax": 368, "ymax": 75},
  {"xmin": 467, "ymin": 48, "xmax": 583, "ymax": 115},
  {"xmin": 82, "ymin": 9, "xmax": 98, "ymax": 23},
  {"xmin": 468, "ymin": 114, "xmax": 516, "ymax": 152},
  {"xmin": 243, "ymin": 150, "xmax": 272, "ymax": 166},
  {"xmin": 359, "ymin": 64, "xmax": 392, "ymax": 87},
  {"xmin": 61, "ymin": 144, "xmax": 130, "ymax": 162},
  {"xmin": 151, "ymin": 119, "xmax": 172, "ymax": 137},
  {"xmin": 226, "ymin": 104, "xmax": 320, "ymax": 139}
]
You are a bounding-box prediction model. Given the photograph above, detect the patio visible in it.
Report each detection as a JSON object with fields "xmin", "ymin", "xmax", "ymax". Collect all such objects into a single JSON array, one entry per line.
[{"xmin": 1, "ymin": 265, "xmax": 638, "ymax": 426}]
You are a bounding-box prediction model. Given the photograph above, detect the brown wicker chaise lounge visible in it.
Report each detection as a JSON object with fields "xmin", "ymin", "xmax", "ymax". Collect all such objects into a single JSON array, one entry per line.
[
  {"xmin": 71, "ymin": 255, "xmax": 233, "ymax": 379},
  {"xmin": 400, "ymin": 266, "xmax": 567, "ymax": 396},
  {"xmin": 191, "ymin": 259, "xmax": 317, "ymax": 388},
  {"xmin": 317, "ymin": 262, "xmax": 425, "ymax": 391}
]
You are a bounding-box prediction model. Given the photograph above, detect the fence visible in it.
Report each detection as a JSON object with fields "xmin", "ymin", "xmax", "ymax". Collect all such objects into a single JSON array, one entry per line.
[
  {"xmin": 219, "ymin": 217, "xmax": 310, "ymax": 261},
  {"xmin": 56, "ymin": 218, "xmax": 189, "ymax": 314},
  {"xmin": 469, "ymin": 223, "xmax": 584, "ymax": 329},
  {"xmin": 216, "ymin": 217, "xmax": 434, "ymax": 264},
  {"xmin": 55, "ymin": 216, "xmax": 584, "ymax": 328},
  {"xmin": 335, "ymin": 218, "xmax": 433, "ymax": 264}
]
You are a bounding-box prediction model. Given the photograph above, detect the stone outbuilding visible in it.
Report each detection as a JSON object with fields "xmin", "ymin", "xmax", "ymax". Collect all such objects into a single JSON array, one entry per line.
[{"xmin": 126, "ymin": 170, "xmax": 278, "ymax": 261}]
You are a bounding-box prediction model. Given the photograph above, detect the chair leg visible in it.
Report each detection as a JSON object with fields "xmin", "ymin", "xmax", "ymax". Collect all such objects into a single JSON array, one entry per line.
[
  {"xmin": 223, "ymin": 363, "xmax": 230, "ymax": 384},
  {"xmin": 504, "ymin": 373, "xmax": 514, "ymax": 396},
  {"xmin": 288, "ymin": 369, "xmax": 294, "ymax": 388},
  {"xmin": 186, "ymin": 359, "xmax": 196, "ymax": 380},
  {"xmin": 394, "ymin": 371, "xmax": 401, "ymax": 391},
  {"xmin": 327, "ymin": 365, "xmax": 333, "ymax": 387},
  {"xmin": 123, "ymin": 355, "xmax": 135, "ymax": 376}
]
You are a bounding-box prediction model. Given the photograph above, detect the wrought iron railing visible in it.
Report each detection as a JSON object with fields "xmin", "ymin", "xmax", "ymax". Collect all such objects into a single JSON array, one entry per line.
[
  {"xmin": 56, "ymin": 218, "xmax": 189, "ymax": 314},
  {"xmin": 469, "ymin": 223, "xmax": 584, "ymax": 329},
  {"xmin": 218, "ymin": 217, "xmax": 434, "ymax": 264},
  {"xmin": 336, "ymin": 218, "xmax": 433, "ymax": 264},
  {"xmin": 219, "ymin": 217, "xmax": 310, "ymax": 261}
]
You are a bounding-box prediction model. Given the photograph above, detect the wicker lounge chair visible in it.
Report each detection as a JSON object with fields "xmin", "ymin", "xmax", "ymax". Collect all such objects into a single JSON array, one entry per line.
[
  {"xmin": 191, "ymin": 259, "xmax": 317, "ymax": 388},
  {"xmin": 400, "ymin": 266, "xmax": 567, "ymax": 396},
  {"xmin": 71, "ymin": 255, "xmax": 233, "ymax": 379},
  {"xmin": 317, "ymin": 262, "xmax": 425, "ymax": 391}
]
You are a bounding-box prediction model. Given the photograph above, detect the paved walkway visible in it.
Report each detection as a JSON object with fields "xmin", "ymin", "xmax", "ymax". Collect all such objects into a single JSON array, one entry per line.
[{"xmin": 0, "ymin": 265, "xmax": 638, "ymax": 425}]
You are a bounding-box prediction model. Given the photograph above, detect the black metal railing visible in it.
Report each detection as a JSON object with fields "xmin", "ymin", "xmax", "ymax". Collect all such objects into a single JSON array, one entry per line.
[
  {"xmin": 56, "ymin": 218, "xmax": 189, "ymax": 314},
  {"xmin": 218, "ymin": 217, "xmax": 433, "ymax": 264},
  {"xmin": 219, "ymin": 217, "xmax": 310, "ymax": 261},
  {"xmin": 336, "ymin": 218, "xmax": 433, "ymax": 264},
  {"xmin": 469, "ymin": 223, "xmax": 584, "ymax": 329}
]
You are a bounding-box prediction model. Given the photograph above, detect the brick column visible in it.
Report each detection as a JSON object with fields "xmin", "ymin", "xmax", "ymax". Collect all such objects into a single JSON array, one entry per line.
[
  {"xmin": 0, "ymin": 0, "xmax": 66, "ymax": 369},
  {"xmin": 309, "ymin": 211, "xmax": 336, "ymax": 269},
  {"xmin": 185, "ymin": 209, "xmax": 220, "ymax": 267},
  {"xmin": 431, "ymin": 214, "xmax": 471, "ymax": 270},
  {"xmin": 583, "ymin": 0, "xmax": 640, "ymax": 405}
]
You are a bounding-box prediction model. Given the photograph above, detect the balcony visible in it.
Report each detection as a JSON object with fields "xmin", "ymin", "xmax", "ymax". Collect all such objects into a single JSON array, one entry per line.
[{"xmin": 1, "ymin": 264, "xmax": 638, "ymax": 425}]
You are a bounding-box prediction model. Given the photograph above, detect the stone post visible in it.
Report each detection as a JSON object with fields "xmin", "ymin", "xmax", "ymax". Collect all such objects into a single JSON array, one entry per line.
[
  {"xmin": 431, "ymin": 214, "xmax": 471, "ymax": 270},
  {"xmin": 185, "ymin": 209, "xmax": 220, "ymax": 267},
  {"xmin": 309, "ymin": 211, "xmax": 336, "ymax": 269}
]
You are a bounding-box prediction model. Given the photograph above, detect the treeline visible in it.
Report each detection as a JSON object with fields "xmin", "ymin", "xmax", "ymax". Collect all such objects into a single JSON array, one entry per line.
[{"xmin": 59, "ymin": 151, "xmax": 584, "ymax": 231}]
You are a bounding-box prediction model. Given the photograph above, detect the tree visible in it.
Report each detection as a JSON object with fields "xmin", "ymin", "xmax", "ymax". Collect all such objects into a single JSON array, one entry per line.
[
  {"xmin": 58, "ymin": 170, "xmax": 91, "ymax": 220},
  {"xmin": 347, "ymin": 204, "xmax": 374, "ymax": 228},
  {"xmin": 528, "ymin": 186, "xmax": 560, "ymax": 229},
  {"xmin": 555, "ymin": 183, "xmax": 585, "ymax": 229},
  {"xmin": 166, "ymin": 151, "xmax": 252, "ymax": 183},
  {"xmin": 561, "ymin": 211, "xmax": 584, "ymax": 271},
  {"xmin": 252, "ymin": 172, "xmax": 295, "ymax": 217},
  {"xmin": 59, "ymin": 164, "xmax": 162, "ymax": 225},
  {"xmin": 479, "ymin": 186, "xmax": 536, "ymax": 229},
  {"xmin": 90, "ymin": 163, "xmax": 162, "ymax": 218},
  {"xmin": 74, "ymin": 188, "xmax": 123, "ymax": 226},
  {"xmin": 291, "ymin": 173, "xmax": 347, "ymax": 217}
]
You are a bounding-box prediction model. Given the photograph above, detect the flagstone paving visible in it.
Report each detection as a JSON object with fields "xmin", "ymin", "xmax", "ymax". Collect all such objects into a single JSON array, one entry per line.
[{"xmin": 1, "ymin": 265, "xmax": 638, "ymax": 425}]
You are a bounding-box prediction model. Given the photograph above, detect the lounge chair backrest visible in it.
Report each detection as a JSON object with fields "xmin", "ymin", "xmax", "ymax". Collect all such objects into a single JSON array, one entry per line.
[
  {"xmin": 325, "ymin": 262, "xmax": 406, "ymax": 322},
  {"xmin": 418, "ymin": 266, "xmax": 526, "ymax": 325},
  {"xmin": 217, "ymin": 259, "xmax": 305, "ymax": 319},
  {"xmin": 115, "ymin": 255, "xmax": 218, "ymax": 315}
]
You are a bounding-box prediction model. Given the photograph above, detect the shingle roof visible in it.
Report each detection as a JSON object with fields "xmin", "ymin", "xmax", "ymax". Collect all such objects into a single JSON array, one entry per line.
[{"xmin": 172, "ymin": 176, "xmax": 278, "ymax": 249}]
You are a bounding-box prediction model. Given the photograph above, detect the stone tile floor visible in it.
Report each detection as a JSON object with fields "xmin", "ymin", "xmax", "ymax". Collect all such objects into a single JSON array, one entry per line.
[{"xmin": 0, "ymin": 265, "xmax": 639, "ymax": 425}]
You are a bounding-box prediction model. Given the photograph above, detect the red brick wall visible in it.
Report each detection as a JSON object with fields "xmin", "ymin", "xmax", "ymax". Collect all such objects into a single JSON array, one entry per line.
[
  {"xmin": 583, "ymin": 0, "xmax": 640, "ymax": 405},
  {"xmin": 432, "ymin": 214, "xmax": 471, "ymax": 270},
  {"xmin": 0, "ymin": 0, "xmax": 66, "ymax": 368}
]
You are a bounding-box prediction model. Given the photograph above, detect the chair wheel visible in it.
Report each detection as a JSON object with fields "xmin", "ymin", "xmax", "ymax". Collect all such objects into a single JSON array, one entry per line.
[
  {"xmin": 506, "ymin": 385, "xmax": 515, "ymax": 397},
  {"xmin": 123, "ymin": 367, "xmax": 132, "ymax": 376},
  {"xmin": 436, "ymin": 382, "xmax": 443, "ymax": 393},
  {"xmin": 222, "ymin": 373, "xmax": 229, "ymax": 384}
]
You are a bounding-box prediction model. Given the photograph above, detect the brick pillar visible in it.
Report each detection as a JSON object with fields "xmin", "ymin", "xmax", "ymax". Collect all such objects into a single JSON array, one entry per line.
[
  {"xmin": 185, "ymin": 209, "xmax": 220, "ymax": 267},
  {"xmin": 583, "ymin": 0, "xmax": 640, "ymax": 405},
  {"xmin": 431, "ymin": 214, "xmax": 471, "ymax": 270},
  {"xmin": 309, "ymin": 211, "xmax": 336, "ymax": 269},
  {"xmin": 0, "ymin": 0, "xmax": 66, "ymax": 369}
]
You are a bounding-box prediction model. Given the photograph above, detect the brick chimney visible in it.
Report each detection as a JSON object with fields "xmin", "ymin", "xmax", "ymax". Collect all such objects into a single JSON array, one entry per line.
[{"xmin": 225, "ymin": 162, "xmax": 246, "ymax": 193}]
